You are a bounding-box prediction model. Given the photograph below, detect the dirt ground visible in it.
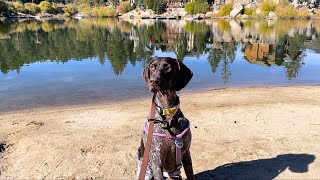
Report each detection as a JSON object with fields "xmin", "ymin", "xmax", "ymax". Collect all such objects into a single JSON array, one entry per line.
[{"xmin": 0, "ymin": 85, "xmax": 320, "ymax": 179}]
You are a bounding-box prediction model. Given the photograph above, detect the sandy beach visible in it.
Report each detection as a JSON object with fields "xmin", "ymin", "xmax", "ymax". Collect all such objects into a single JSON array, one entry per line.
[{"xmin": 0, "ymin": 85, "xmax": 320, "ymax": 179}]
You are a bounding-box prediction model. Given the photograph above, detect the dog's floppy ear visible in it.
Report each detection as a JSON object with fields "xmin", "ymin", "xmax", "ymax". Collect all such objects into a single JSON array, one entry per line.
[
  {"xmin": 174, "ymin": 59, "xmax": 193, "ymax": 91},
  {"xmin": 142, "ymin": 59, "xmax": 154, "ymax": 91}
]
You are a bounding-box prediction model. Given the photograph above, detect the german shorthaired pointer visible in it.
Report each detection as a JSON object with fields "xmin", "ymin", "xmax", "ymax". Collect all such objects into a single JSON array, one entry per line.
[{"xmin": 136, "ymin": 57, "xmax": 194, "ymax": 180}]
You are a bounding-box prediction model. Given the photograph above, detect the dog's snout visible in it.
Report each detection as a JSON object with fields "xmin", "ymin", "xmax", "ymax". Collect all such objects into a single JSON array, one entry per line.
[{"xmin": 150, "ymin": 77, "xmax": 159, "ymax": 86}]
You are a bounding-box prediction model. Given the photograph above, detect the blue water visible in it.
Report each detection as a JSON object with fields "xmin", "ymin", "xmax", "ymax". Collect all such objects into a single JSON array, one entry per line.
[{"xmin": 1, "ymin": 19, "xmax": 320, "ymax": 112}]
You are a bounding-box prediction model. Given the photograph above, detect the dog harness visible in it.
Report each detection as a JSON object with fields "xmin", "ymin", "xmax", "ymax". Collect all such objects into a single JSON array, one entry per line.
[{"xmin": 143, "ymin": 104, "xmax": 190, "ymax": 178}]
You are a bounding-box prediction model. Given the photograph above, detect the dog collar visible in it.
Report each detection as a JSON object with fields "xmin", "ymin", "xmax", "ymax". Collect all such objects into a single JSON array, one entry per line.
[{"xmin": 162, "ymin": 106, "xmax": 178, "ymax": 116}]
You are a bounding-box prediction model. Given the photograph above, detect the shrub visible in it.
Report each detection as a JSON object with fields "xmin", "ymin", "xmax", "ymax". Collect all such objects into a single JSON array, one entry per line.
[
  {"xmin": 218, "ymin": 3, "xmax": 232, "ymax": 17},
  {"xmin": 297, "ymin": 7, "xmax": 310, "ymax": 19},
  {"xmin": 275, "ymin": 5, "xmax": 297, "ymax": 19},
  {"xmin": 117, "ymin": 1, "xmax": 130, "ymax": 14},
  {"xmin": 49, "ymin": 3, "xmax": 60, "ymax": 14},
  {"xmin": 90, "ymin": 7, "xmax": 117, "ymax": 17},
  {"xmin": 185, "ymin": 1, "xmax": 209, "ymax": 15},
  {"xmin": 63, "ymin": 4, "xmax": 78, "ymax": 16},
  {"xmin": 11, "ymin": 2, "xmax": 27, "ymax": 14},
  {"xmin": 260, "ymin": 0, "xmax": 276, "ymax": 15},
  {"xmin": 244, "ymin": 7, "xmax": 255, "ymax": 15},
  {"xmin": 78, "ymin": 3, "xmax": 91, "ymax": 17},
  {"xmin": 247, "ymin": 13, "xmax": 265, "ymax": 19},
  {"xmin": 24, "ymin": 3, "xmax": 40, "ymax": 15},
  {"xmin": 278, "ymin": 0, "xmax": 290, "ymax": 6},
  {"xmin": 0, "ymin": 0, "xmax": 8, "ymax": 13},
  {"xmin": 39, "ymin": 1, "xmax": 52, "ymax": 13},
  {"xmin": 79, "ymin": 3, "xmax": 90, "ymax": 11}
]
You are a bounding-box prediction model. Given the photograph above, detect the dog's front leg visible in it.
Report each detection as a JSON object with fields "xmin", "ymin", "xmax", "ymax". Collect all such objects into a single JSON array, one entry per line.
[
  {"xmin": 150, "ymin": 147, "xmax": 163, "ymax": 180},
  {"xmin": 136, "ymin": 138, "xmax": 154, "ymax": 180},
  {"xmin": 182, "ymin": 149, "xmax": 194, "ymax": 180}
]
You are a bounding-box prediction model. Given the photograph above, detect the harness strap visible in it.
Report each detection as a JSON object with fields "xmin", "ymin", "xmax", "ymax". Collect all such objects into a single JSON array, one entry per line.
[
  {"xmin": 144, "ymin": 121, "xmax": 190, "ymax": 178},
  {"xmin": 138, "ymin": 95, "xmax": 156, "ymax": 180}
]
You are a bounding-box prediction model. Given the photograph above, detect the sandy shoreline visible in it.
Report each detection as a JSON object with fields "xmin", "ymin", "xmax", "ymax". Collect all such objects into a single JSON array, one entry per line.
[{"xmin": 1, "ymin": 85, "xmax": 320, "ymax": 179}]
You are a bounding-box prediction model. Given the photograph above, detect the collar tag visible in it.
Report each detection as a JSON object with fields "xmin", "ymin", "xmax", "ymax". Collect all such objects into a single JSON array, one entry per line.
[{"xmin": 162, "ymin": 107, "xmax": 177, "ymax": 116}]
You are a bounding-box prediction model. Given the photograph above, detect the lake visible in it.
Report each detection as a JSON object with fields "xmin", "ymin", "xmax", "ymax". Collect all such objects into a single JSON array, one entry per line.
[{"xmin": 1, "ymin": 18, "xmax": 320, "ymax": 112}]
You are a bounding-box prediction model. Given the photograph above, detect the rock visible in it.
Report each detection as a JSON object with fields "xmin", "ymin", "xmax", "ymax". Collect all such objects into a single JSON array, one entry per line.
[
  {"xmin": 235, "ymin": 0, "xmax": 250, "ymax": 5},
  {"xmin": 213, "ymin": 5, "xmax": 220, "ymax": 15},
  {"xmin": 309, "ymin": 3, "xmax": 315, "ymax": 8},
  {"xmin": 268, "ymin": 11, "xmax": 276, "ymax": 19},
  {"xmin": 310, "ymin": 8, "xmax": 315, "ymax": 13},
  {"xmin": 140, "ymin": 9, "xmax": 155, "ymax": 16},
  {"xmin": 245, "ymin": 3, "xmax": 254, "ymax": 9},
  {"xmin": 230, "ymin": 3, "xmax": 244, "ymax": 18},
  {"xmin": 292, "ymin": 0, "xmax": 299, "ymax": 8},
  {"xmin": 205, "ymin": 11, "xmax": 214, "ymax": 18},
  {"xmin": 255, "ymin": 8, "xmax": 262, "ymax": 14}
]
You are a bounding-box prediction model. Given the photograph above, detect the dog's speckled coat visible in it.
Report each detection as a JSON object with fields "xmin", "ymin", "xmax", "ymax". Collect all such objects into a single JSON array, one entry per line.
[{"xmin": 136, "ymin": 57, "xmax": 194, "ymax": 180}]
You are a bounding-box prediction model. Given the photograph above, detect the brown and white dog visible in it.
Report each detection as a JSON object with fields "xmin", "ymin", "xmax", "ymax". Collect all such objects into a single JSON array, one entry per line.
[{"xmin": 136, "ymin": 57, "xmax": 194, "ymax": 180}]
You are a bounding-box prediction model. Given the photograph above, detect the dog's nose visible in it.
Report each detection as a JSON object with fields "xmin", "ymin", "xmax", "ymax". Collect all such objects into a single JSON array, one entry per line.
[{"xmin": 150, "ymin": 78, "xmax": 159, "ymax": 86}]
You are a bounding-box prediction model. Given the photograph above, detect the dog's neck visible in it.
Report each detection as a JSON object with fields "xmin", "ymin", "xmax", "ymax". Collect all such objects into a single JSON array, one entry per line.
[{"xmin": 154, "ymin": 91, "xmax": 178, "ymax": 109}]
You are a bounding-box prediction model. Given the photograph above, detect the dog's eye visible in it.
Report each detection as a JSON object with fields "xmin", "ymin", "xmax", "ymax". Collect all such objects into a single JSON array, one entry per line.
[
  {"xmin": 149, "ymin": 64, "xmax": 155, "ymax": 70},
  {"xmin": 163, "ymin": 64, "xmax": 171, "ymax": 72}
]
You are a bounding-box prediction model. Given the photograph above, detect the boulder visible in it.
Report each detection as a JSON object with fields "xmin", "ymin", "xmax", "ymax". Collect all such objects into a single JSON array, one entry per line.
[
  {"xmin": 268, "ymin": 11, "xmax": 276, "ymax": 18},
  {"xmin": 245, "ymin": 2, "xmax": 254, "ymax": 8},
  {"xmin": 235, "ymin": 0, "xmax": 250, "ymax": 5},
  {"xmin": 292, "ymin": 0, "xmax": 299, "ymax": 8},
  {"xmin": 255, "ymin": 8, "xmax": 262, "ymax": 15},
  {"xmin": 267, "ymin": 11, "xmax": 277, "ymax": 20},
  {"xmin": 230, "ymin": 3, "xmax": 244, "ymax": 18},
  {"xmin": 205, "ymin": 11, "xmax": 215, "ymax": 18}
]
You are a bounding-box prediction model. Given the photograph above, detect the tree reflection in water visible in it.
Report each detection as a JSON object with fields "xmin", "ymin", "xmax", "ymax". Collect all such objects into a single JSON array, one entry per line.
[{"xmin": 1, "ymin": 19, "xmax": 320, "ymax": 80}]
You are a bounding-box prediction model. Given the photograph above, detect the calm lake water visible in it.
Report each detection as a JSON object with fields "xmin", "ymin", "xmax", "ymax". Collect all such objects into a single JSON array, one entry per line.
[{"xmin": 1, "ymin": 19, "xmax": 320, "ymax": 112}]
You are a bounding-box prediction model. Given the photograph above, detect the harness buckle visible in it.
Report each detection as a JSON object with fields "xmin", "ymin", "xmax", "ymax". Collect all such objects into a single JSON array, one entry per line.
[{"xmin": 175, "ymin": 138, "xmax": 183, "ymax": 148}]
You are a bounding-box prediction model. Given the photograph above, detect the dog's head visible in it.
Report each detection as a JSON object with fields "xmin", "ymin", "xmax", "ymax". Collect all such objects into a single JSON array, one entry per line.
[{"xmin": 142, "ymin": 57, "xmax": 193, "ymax": 92}]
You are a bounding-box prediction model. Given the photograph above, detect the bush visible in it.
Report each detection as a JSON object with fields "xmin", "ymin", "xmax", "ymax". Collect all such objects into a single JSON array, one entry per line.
[
  {"xmin": 39, "ymin": 1, "xmax": 52, "ymax": 13},
  {"xmin": 247, "ymin": 13, "xmax": 265, "ymax": 19},
  {"xmin": 278, "ymin": 0, "xmax": 290, "ymax": 6},
  {"xmin": 24, "ymin": 3, "xmax": 40, "ymax": 15},
  {"xmin": 244, "ymin": 7, "xmax": 255, "ymax": 15},
  {"xmin": 79, "ymin": 3, "xmax": 90, "ymax": 11},
  {"xmin": 275, "ymin": 5, "xmax": 297, "ymax": 19},
  {"xmin": 185, "ymin": 1, "xmax": 209, "ymax": 15},
  {"xmin": 217, "ymin": 3, "xmax": 232, "ymax": 17},
  {"xmin": 0, "ymin": 0, "xmax": 8, "ymax": 13},
  {"xmin": 117, "ymin": 1, "xmax": 130, "ymax": 14},
  {"xmin": 49, "ymin": 3, "xmax": 60, "ymax": 14},
  {"xmin": 260, "ymin": 0, "xmax": 276, "ymax": 15},
  {"xmin": 78, "ymin": 3, "xmax": 91, "ymax": 17},
  {"xmin": 63, "ymin": 4, "xmax": 78, "ymax": 16},
  {"xmin": 297, "ymin": 7, "xmax": 310, "ymax": 19},
  {"xmin": 90, "ymin": 7, "xmax": 117, "ymax": 17},
  {"xmin": 11, "ymin": 2, "xmax": 27, "ymax": 14}
]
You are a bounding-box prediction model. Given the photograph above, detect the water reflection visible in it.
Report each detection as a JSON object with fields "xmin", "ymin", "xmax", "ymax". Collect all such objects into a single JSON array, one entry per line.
[
  {"xmin": 1, "ymin": 19, "xmax": 320, "ymax": 112},
  {"xmin": 1, "ymin": 19, "xmax": 320, "ymax": 80}
]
